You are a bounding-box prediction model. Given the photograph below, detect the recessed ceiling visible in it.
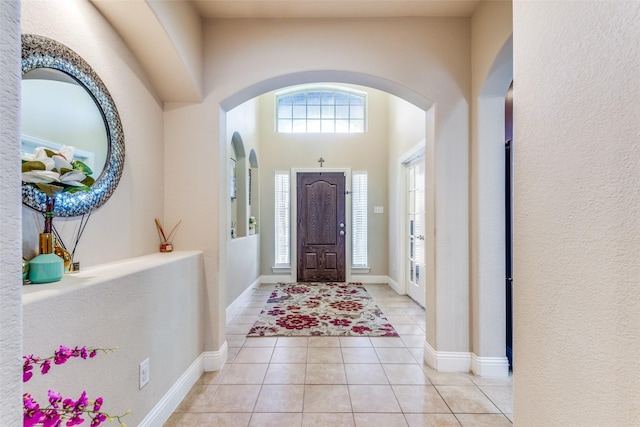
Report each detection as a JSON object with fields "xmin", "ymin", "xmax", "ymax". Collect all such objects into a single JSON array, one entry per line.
[{"xmin": 187, "ymin": 0, "xmax": 482, "ymax": 19}]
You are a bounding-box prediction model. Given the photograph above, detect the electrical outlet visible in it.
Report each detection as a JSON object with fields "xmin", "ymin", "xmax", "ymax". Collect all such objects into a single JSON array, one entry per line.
[{"xmin": 139, "ymin": 358, "xmax": 150, "ymax": 389}]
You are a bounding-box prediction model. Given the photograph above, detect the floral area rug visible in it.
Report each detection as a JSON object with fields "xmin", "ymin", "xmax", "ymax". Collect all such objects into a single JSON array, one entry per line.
[{"xmin": 247, "ymin": 282, "xmax": 399, "ymax": 337}]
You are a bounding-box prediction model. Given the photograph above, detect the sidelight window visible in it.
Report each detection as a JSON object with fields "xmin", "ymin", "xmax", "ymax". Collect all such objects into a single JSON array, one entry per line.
[
  {"xmin": 274, "ymin": 172, "xmax": 290, "ymax": 266},
  {"xmin": 351, "ymin": 172, "xmax": 368, "ymax": 268}
]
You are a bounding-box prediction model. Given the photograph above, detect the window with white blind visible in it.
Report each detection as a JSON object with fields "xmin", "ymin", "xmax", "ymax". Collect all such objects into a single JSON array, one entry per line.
[
  {"xmin": 274, "ymin": 172, "xmax": 290, "ymax": 267},
  {"xmin": 351, "ymin": 172, "xmax": 368, "ymax": 268}
]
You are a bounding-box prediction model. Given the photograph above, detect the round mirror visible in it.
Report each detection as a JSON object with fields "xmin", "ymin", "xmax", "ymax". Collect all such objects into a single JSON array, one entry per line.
[
  {"xmin": 22, "ymin": 68, "xmax": 109, "ymax": 179},
  {"xmin": 21, "ymin": 34, "xmax": 124, "ymax": 217}
]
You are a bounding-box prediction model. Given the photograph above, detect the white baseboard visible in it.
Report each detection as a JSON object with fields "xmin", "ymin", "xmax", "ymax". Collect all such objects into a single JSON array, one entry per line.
[
  {"xmin": 226, "ymin": 278, "xmax": 261, "ymax": 319},
  {"xmin": 260, "ymin": 274, "xmax": 292, "ymax": 284},
  {"xmin": 350, "ymin": 274, "xmax": 388, "ymax": 284},
  {"xmin": 138, "ymin": 353, "xmax": 204, "ymax": 427},
  {"xmin": 204, "ymin": 341, "xmax": 228, "ymax": 371},
  {"xmin": 260, "ymin": 274, "xmax": 394, "ymax": 285},
  {"xmin": 139, "ymin": 343, "xmax": 229, "ymax": 426},
  {"xmin": 424, "ymin": 341, "xmax": 471, "ymax": 373},
  {"xmin": 470, "ymin": 353, "xmax": 510, "ymax": 377},
  {"xmin": 386, "ymin": 276, "xmax": 404, "ymax": 295}
]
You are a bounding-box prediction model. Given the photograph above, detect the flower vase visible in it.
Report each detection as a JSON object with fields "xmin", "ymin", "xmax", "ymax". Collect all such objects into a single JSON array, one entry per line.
[
  {"xmin": 28, "ymin": 232, "xmax": 64, "ymax": 284},
  {"xmin": 28, "ymin": 199, "xmax": 63, "ymax": 284}
]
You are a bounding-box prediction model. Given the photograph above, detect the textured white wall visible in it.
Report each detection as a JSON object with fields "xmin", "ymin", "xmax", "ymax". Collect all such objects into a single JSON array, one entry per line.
[
  {"xmin": 514, "ymin": 1, "xmax": 640, "ymax": 424},
  {"xmin": 386, "ymin": 95, "xmax": 427, "ymax": 288},
  {"xmin": 21, "ymin": 0, "xmax": 164, "ymax": 268},
  {"xmin": 469, "ymin": 0, "xmax": 512, "ymax": 370},
  {"xmin": 22, "ymin": 252, "xmax": 206, "ymax": 427},
  {"xmin": 228, "ymin": 235, "xmax": 260, "ymax": 304},
  {"xmin": 146, "ymin": 0, "xmax": 203, "ymax": 99},
  {"xmin": 0, "ymin": 0, "xmax": 23, "ymax": 424},
  {"xmin": 226, "ymin": 99, "xmax": 261, "ymax": 305}
]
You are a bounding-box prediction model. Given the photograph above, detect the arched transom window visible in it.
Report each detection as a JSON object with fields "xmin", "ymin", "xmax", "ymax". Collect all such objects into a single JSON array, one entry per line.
[{"xmin": 276, "ymin": 86, "xmax": 367, "ymax": 133}]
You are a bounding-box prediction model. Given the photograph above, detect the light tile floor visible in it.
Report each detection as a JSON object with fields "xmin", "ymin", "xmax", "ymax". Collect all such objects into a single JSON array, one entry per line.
[{"xmin": 165, "ymin": 284, "xmax": 513, "ymax": 427}]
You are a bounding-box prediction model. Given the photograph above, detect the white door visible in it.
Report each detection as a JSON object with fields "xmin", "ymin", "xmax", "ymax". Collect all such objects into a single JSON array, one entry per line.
[{"xmin": 406, "ymin": 158, "xmax": 426, "ymax": 307}]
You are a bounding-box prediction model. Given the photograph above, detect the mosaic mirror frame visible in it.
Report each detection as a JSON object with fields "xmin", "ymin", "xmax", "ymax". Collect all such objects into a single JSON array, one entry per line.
[{"xmin": 21, "ymin": 34, "xmax": 125, "ymax": 217}]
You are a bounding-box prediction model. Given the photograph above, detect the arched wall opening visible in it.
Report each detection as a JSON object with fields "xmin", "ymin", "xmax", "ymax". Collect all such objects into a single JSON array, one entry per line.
[
  {"xmin": 220, "ymin": 70, "xmax": 434, "ymax": 112},
  {"xmin": 187, "ymin": 7, "xmax": 481, "ymax": 366},
  {"xmin": 230, "ymin": 131, "xmax": 247, "ymax": 238},
  {"xmin": 219, "ymin": 71, "xmax": 437, "ymax": 284},
  {"xmin": 248, "ymin": 149, "xmax": 259, "ymax": 232},
  {"xmin": 218, "ymin": 69, "xmax": 454, "ymax": 365}
]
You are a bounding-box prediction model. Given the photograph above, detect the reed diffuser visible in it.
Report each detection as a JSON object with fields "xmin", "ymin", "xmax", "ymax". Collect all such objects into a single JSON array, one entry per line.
[{"xmin": 154, "ymin": 218, "xmax": 182, "ymax": 252}]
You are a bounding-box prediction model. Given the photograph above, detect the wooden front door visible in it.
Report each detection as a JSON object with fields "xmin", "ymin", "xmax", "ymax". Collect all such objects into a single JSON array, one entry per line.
[{"xmin": 297, "ymin": 172, "xmax": 346, "ymax": 282}]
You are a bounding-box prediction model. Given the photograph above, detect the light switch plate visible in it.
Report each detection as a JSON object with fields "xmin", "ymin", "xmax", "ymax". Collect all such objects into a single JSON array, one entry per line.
[
  {"xmin": 373, "ymin": 206, "xmax": 384, "ymax": 214},
  {"xmin": 139, "ymin": 358, "xmax": 150, "ymax": 389}
]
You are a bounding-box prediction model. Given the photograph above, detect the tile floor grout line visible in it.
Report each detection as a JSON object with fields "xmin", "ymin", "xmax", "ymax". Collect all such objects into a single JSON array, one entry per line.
[{"xmin": 475, "ymin": 384, "xmax": 510, "ymax": 418}]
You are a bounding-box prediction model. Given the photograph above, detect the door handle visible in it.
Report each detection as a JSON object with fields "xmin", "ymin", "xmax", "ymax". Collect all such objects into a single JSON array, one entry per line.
[
  {"xmin": 340, "ymin": 223, "xmax": 345, "ymax": 228},
  {"xmin": 340, "ymin": 230, "xmax": 345, "ymax": 236}
]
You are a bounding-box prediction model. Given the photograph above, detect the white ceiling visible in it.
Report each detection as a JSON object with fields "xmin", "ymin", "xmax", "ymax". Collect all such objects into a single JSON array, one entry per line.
[{"xmin": 187, "ymin": 0, "xmax": 482, "ymax": 19}]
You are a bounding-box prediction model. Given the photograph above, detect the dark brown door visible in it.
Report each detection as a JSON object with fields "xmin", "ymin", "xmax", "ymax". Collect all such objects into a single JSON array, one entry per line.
[{"xmin": 297, "ymin": 172, "xmax": 346, "ymax": 282}]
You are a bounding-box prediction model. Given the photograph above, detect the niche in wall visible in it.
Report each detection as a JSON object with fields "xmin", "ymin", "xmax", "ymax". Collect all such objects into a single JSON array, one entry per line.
[
  {"xmin": 248, "ymin": 149, "xmax": 259, "ymax": 235},
  {"xmin": 230, "ymin": 132, "xmax": 247, "ymax": 238}
]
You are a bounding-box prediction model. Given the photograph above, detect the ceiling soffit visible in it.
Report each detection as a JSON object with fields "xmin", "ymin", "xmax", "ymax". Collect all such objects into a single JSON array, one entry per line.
[
  {"xmin": 90, "ymin": 0, "xmax": 482, "ymax": 103},
  {"xmin": 91, "ymin": 0, "xmax": 203, "ymax": 103}
]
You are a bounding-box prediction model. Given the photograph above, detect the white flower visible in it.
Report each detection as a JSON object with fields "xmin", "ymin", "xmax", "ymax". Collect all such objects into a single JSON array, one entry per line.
[
  {"xmin": 58, "ymin": 171, "xmax": 86, "ymax": 186},
  {"xmin": 27, "ymin": 147, "xmax": 56, "ymax": 170},
  {"xmin": 57, "ymin": 145, "xmax": 74, "ymax": 162},
  {"xmin": 52, "ymin": 155, "xmax": 73, "ymax": 172},
  {"xmin": 21, "ymin": 170, "xmax": 60, "ymax": 183},
  {"xmin": 22, "ymin": 145, "xmax": 89, "ymax": 190}
]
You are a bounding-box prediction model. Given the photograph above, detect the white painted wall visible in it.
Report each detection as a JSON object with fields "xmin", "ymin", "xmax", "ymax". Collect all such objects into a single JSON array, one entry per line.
[
  {"xmin": 469, "ymin": 0, "xmax": 512, "ymax": 374},
  {"xmin": 227, "ymin": 235, "xmax": 260, "ymax": 305},
  {"xmin": 22, "ymin": 252, "xmax": 206, "ymax": 427},
  {"xmin": 21, "ymin": 0, "xmax": 164, "ymax": 268},
  {"xmin": 0, "ymin": 0, "xmax": 23, "ymax": 423},
  {"xmin": 226, "ymin": 99, "xmax": 261, "ymax": 305},
  {"xmin": 514, "ymin": 1, "xmax": 640, "ymax": 424},
  {"xmin": 387, "ymin": 95, "xmax": 427, "ymax": 291},
  {"xmin": 146, "ymin": 0, "xmax": 203, "ymax": 99}
]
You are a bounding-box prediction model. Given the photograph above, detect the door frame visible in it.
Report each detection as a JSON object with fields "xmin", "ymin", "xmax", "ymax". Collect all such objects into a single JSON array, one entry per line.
[
  {"xmin": 505, "ymin": 81, "xmax": 514, "ymax": 367},
  {"xmin": 398, "ymin": 142, "xmax": 426, "ymax": 299},
  {"xmin": 291, "ymin": 167, "xmax": 352, "ymax": 282}
]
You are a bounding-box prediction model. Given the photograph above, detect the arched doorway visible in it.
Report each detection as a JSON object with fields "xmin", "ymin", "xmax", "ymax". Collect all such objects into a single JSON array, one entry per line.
[
  {"xmin": 213, "ymin": 70, "xmax": 469, "ymax": 373},
  {"xmin": 218, "ymin": 72, "xmax": 454, "ymax": 364}
]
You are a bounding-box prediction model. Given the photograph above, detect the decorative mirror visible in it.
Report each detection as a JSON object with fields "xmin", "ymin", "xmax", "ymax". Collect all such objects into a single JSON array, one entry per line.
[{"xmin": 21, "ymin": 34, "xmax": 124, "ymax": 217}]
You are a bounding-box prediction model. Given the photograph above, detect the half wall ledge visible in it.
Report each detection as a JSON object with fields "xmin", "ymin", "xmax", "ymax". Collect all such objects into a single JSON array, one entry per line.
[{"xmin": 22, "ymin": 250, "xmax": 204, "ymax": 304}]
